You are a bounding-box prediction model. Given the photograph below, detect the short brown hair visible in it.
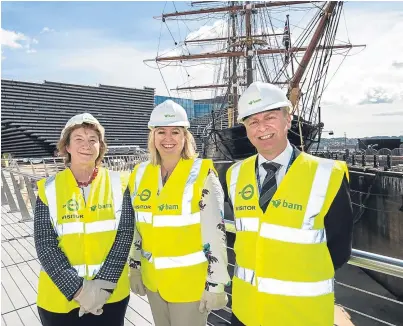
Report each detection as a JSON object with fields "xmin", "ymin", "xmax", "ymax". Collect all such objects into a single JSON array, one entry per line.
[
  {"xmin": 147, "ymin": 127, "xmax": 198, "ymax": 166},
  {"xmin": 57, "ymin": 123, "xmax": 107, "ymax": 166}
]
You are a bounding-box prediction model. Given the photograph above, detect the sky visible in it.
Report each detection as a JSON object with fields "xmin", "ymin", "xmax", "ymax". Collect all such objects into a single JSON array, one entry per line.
[{"xmin": 1, "ymin": 1, "xmax": 403, "ymax": 138}]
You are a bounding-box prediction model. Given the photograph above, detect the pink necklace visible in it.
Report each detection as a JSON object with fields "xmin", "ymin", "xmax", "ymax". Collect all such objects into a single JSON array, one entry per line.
[{"xmin": 76, "ymin": 167, "xmax": 98, "ymax": 187}]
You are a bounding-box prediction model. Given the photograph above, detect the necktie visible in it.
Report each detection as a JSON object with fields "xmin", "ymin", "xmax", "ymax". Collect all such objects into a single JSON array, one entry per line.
[{"xmin": 259, "ymin": 162, "xmax": 281, "ymax": 212}]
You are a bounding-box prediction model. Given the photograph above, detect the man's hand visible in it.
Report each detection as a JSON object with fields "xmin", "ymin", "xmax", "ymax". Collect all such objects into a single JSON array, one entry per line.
[
  {"xmin": 129, "ymin": 268, "xmax": 146, "ymax": 296},
  {"xmin": 74, "ymin": 279, "xmax": 116, "ymax": 317},
  {"xmin": 199, "ymin": 290, "xmax": 228, "ymax": 313}
]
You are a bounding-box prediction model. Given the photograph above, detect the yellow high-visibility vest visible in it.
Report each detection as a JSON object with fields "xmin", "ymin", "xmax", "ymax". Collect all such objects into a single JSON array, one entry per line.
[
  {"xmin": 36, "ymin": 167, "xmax": 130, "ymax": 313},
  {"xmin": 226, "ymin": 152, "xmax": 348, "ymax": 326},
  {"xmin": 128, "ymin": 158, "xmax": 214, "ymax": 302}
]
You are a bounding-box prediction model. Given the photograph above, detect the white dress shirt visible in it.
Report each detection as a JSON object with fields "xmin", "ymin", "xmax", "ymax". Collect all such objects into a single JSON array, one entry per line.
[{"xmin": 257, "ymin": 140, "xmax": 294, "ymax": 193}]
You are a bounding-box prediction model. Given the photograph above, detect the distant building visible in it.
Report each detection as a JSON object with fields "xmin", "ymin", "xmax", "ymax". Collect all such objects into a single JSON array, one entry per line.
[
  {"xmin": 1, "ymin": 79, "xmax": 155, "ymax": 157},
  {"xmin": 154, "ymin": 95, "xmax": 195, "ymax": 119},
  {"xmin": 154, "ymin": 95, "xmax": 226, "ymax": 119}
]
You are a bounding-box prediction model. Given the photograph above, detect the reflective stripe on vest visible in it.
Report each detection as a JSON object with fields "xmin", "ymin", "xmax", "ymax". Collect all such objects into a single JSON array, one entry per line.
[
  {"xmin": 182, "ymin": 158, "xmax": 203, "ymax": 215},
  {"xmin": 154, "ymin": 251, "xmax": 207, "ymax": 270},
  {"xmin": 45, "ymin": 170, "xmax": 123, "ymax": 237},
  {"xmin": 88, "ymin": 263, "xmax": 103, "ymax": 277},
  {"xmin": 45, "ymin": 175, "xmax": 57, "ymax": 233},
  {"xmin": 73, "ymin": 264, "xmax": 86, "ymax": 277},
  {"xmin": 259, "ymin": 224, "xmax": 326, "ymax": 244},
  {"xmin": 235, "ymin": 217, "xmax": 259, "ymax": 232},
  {"xmin": 235, "ymin": 263, "xmax": 334, "ymax": 297},
  {"xmin": 86, "ymin": 220, "xmax": 117, "ymax": 234},
  {"xmin": 235, "ymin": 264, "xmax": 256, "ymax": 285},
  {"xmin": 141, "ymin": 249, "xmax": 153, "ymax": 262},
  {"xmin": 57, "ymin": 221, "xmax": 84, "ymax": 235},
  {"xmin": 302, "ymin": 159, "xmax": 334, "ymax": 229},
  {"xmin": 257, "ymin": 277, "xmax": 334, "ymax": 297},
  {"xmin": 131, "ymin": 161, "xmax": 150, "ymax": 202},
  {"xmin": 109, "ymin": 171, "xmax": 123, "ymax": 225},
  {"xmin": 229, "ymin": 160, "xmax": 243, "ymax": 205}
]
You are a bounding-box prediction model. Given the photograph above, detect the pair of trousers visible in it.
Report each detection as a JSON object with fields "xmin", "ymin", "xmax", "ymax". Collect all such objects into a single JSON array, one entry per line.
[
  {"xmin": 37, "ymin": 296, "xmax": 129, "ymax": 326},
  {"xmin": 146, "ymin": 288, "xmax": 208, "ymax": 326}
]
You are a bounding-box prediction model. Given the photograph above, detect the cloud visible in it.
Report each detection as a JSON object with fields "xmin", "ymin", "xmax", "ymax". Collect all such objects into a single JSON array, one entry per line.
[
  {"xmin": 41, "ymin": 27, "xmax": 55, "ymax": 33},
  {"xmin": 359, "ymin": 86, "xmax": 402, "ymax": 105},
  {"xmin": 320, "ymin": 100, "xmax": 403, "ymax": 138},
  {"xmin": 373, "ymin": 111, "xmax": 403, "ymax": 117},
  {"xmin": 1, "ymin": 28, "xmax": 28, "ymax": 49},
  {"xmin": 392, "ymin": 61, "xmax": 403, "ymax": 69},
  {"xmin": 1, "ymin": 28, "xmax": 38, "ymax": 56},
  {"xmin": 185, "ymin": 19, "xmax": 227, "ymax": 42},
  {"xmin": 322, "ymin": 8, "xmax": 403, "ymax": 107}
]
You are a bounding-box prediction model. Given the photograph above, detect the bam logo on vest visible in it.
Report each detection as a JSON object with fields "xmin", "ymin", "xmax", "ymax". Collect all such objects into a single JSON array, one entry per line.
[
  {"xmin": 271, "ymin": 199, "xmax": 303, "ymax": 211},
  {"xmin": 239, "ymin": 184, "xmax": 254, "ymax": 200},
  {"xmin": 90, "ymin": 204, "xmax": 112, "ymax": 212},
  {"xmin": 158, "ymin": 203, "xmax": 179, "ymax": 211}
]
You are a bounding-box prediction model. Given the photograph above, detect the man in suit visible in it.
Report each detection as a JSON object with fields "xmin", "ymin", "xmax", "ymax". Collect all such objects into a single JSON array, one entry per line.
[{"xmin": 226, "ymin": 81, "xmax": 353, "ymax": 326}]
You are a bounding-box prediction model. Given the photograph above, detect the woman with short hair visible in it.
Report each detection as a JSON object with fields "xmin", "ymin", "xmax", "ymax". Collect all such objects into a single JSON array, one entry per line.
[{"xmin": 34, "ymin": 113, "xmax": 134, "ymax": 326}]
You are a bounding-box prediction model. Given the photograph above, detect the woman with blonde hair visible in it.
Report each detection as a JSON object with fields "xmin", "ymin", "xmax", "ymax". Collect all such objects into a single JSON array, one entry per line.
[
  {"xmin": 128, "ymin": 100, "xmax": 230, "ymax": 326},
  {"xmin": 34, "ymin": 113, "xmax": 134, "ymax": 326}
]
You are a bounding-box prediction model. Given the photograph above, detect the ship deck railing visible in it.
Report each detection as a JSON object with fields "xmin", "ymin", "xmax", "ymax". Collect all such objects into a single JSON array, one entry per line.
[
  {"xmin": 311, "ymin": 148, "xmax": 403, "ymax": 173},
  {"xmin": 1, "ymin": 157, "xmax": 403, "ymax": 326}
]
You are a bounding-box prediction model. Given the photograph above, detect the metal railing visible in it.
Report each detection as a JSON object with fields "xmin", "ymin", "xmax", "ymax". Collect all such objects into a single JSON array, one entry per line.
[
  {"xmin": 311, "ymin": 148, "xmax": 403, "ymax": 172},
  {"xmin": 1, "ymin": 157, "xmax": 403, "ymax": 325},
  {"xmin": 0, "ymin": 154, "xmax": 149, "ymax": 220}
]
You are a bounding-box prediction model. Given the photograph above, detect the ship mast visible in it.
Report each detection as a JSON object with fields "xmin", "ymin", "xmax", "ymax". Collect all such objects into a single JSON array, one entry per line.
[
  {"xmin": 228, "ymin": 1, "xmax": 238, "ymax": 127},
  {"xmin": 157, "ymin": 1, "xmax": 313, "ymax": 19},
  {"xmin": 288, "ymin": 1, "xmax": 337, "ymax": 108},
  {"xmin": 245, "ymin": 1, "xmax": 253, "ymax": 86},
  {"xmin": 146, "ymin": 44, "xmax": 363, "ymax": 61},
  {"xmin": 149, "ymin": 1, "xmax": 365, "ymax": 134}
]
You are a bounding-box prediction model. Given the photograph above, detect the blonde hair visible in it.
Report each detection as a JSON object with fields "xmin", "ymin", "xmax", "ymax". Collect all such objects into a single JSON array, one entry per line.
[
  {"xmin": 148, "ymin": 127, "xmax": 198, "ymax": 165},
  {"xmin": 57, "ymin": 123, "xmax": 107, "ymax": 166},
  {"xmin": 281, "ymin": 107, "xmax": 291, "ymax": 117}
]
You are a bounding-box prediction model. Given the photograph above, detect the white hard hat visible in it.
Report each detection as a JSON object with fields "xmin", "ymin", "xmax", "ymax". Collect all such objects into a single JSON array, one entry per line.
[
  {"xmin": 148, "ymin": 100, "xmax": 190, "ymax": 129},
  {"xmin": 237, "ymin": 81, "xmax": 292, "ymax": 123},
  {"xmin": 60, "ymin": 113, "xmax": 105, "ymax": 140}
]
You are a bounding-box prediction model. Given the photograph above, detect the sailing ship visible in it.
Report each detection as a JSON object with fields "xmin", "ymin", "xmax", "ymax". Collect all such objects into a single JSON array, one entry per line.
[
  {"xmin": 146, "ymin": 2, "xmax": 403, "ymax": 302},
  {"xmin": 145, "ymin": 1, "xmax": 365, "ymax": 160}
]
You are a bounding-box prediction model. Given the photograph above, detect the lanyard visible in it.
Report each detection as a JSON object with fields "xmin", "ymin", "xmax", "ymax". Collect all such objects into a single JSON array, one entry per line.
[{"xmin": 256, "ymin": 149, "xmax": 295, "ymax": 194}]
